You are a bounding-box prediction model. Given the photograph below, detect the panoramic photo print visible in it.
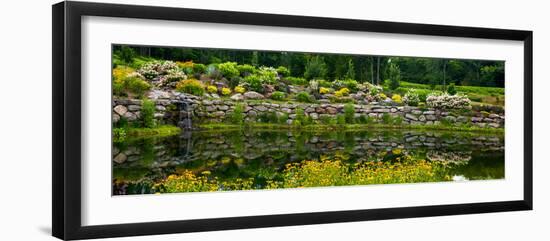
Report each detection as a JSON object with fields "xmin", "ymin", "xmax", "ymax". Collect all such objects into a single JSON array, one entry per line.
[{"xmin": 111, "ymin": 45, "xmax": 505, "ymax": 195}]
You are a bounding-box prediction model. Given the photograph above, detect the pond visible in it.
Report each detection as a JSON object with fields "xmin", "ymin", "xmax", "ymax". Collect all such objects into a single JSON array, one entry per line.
[{"xmin": 112, "ymin": 129, "xmax": 504, "ymax": 195}]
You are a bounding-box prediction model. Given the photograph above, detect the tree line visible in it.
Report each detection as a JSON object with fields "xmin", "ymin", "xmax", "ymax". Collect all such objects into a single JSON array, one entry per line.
[{"xmin": 115, "ymin": 45, "xmax": 504, "ymax": 88}]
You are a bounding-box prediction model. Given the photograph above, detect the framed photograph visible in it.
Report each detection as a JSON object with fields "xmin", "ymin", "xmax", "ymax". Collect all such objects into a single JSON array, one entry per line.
[{"xmin": 52, "ymin": 1, "xmax": 533, "ymax": 240}]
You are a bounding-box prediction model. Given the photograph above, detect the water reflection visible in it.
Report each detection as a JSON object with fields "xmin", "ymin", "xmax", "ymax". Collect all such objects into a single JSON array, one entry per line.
[{"xmin": 112, "ymin": 129, "xmax": 504, "ymax": 195}]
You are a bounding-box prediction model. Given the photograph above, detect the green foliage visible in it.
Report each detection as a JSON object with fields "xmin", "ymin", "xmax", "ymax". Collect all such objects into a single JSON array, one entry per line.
[
  {"xmin": 388, "ymin": 63, "xmax": 401, "ymax": 90},
  {"xmin": 276, "ymin": 66, "xmax": 291, "ymax": 77},
  {"xmin": 403, "ymin": 90, "xmax": 420, "ymax": 106},
  {"xmin": 344, "ymin": 103, "xmax": 355, "ymax": 124},
  {"xmin": 243, "ymin": 75, "xmax": 263, "ymax": 93},
  {"xmin": 119, "ymin": 46, "xmax": 135, "ymax": 64},
  {"xmin": 141, "ymin": 98, "xmax": 156, "ymax": 128},
  {"xmin": 229, "ymin": 104, "xmax": 245, "ymax": 124},
  {"xmin": 336, "ymin": 114, "xmax": 346, "ymax": 125},
  {"xmin": 447, "ymin": 83, "xmax": 457, "ymax": 95},
  {"xmin": 271, "ymin": 91, "xmax": 286, "ymax": 101},
  {"xmin": 332, "ymin": 79, "xmax": 358, "ymax": 91},
  {"xmin": 258, "ymin": 112, "xmax": 279, "ymax": 123},
  {"xmin": 278, "ymin": 113, "xmax": 289, "ymax": 124},
  {"xmin": 286, "ymin": 77, "xmax": 308, "ymax": 86},
  {"xmin": 193, "ymin": 63, "xmax": 207, "ymax": 74},
  {"xmin": 112, "ymin": 128, "xmax": 127, "ymax": 142},
  {"xmin": 256, "ymin": 67, "xmax": 278, "ymax": 84},
  {"xmin": 206, "ymin": 64, "xmax": 222, "ymax": 80},
  {"xmin": 217, "ymin": 62, "xmax": 240, "ymax": 78},
  {"xmin": 381, "ymin": 113, "xmax": 393, "ymax": 124},
  {"xmin": 295, "ymin": 107, "xmax": 306, "ymax": 125},
  {"xmin": 296, "ymin": 91, "xmax": 313, "ymax": 103},
  {"xmin": 317, "ymin": 79, "xmax": 332, "ymax": 88},
  {"xmin": 175, "ymin": 79, "xmax": 205, "ymax": 96},
  {"xmin": 237, "ymin": 64, "xmax": 257, "ymax": 76},
  {"xmin": 113, "ymin": 75, "xmax": 151, "ymax": 98},
  {"xmin": 344, "ymin": 59, "xmax": 355, "ymax": 80},
  {"xmin": 304, "ymin": 56, "xmax": 328, "ymax": 80}
]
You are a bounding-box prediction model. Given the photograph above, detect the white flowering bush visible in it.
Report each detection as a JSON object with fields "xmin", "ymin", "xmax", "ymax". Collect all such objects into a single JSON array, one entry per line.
[
  {"xmin": 137, "ymin": 61, "xmax": 179, "ymax": 79},
  {"xmin": 403, "ymin": 91, "xmax": 420, "ymax": 106},
  {"xmin": 165, "ymin": 69, "xmax": 187, "ymax": 82},
  {"xmin": 426, "ymin": 93, "xmax": 471, "ymax": 109}
]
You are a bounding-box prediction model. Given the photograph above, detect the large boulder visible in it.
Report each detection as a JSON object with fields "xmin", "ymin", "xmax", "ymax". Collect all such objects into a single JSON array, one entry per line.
[{"xmin": 243, "ymin": 91, "xmax": 265, "ymax": 99}]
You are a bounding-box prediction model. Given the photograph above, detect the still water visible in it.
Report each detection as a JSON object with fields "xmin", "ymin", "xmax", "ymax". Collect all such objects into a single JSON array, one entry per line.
[{"xmin": 112, "ymin": 129, "xmax": 504, "ymax": 195}]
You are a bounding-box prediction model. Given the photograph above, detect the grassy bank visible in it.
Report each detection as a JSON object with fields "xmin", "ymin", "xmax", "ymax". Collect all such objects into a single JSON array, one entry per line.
[
  {"xmin": 113, "ymin": 125, "xmax": 181, "ymax": 142},
  {"xmin": 196, "ymin": 122, "xmax": 504, "ymax": 134}
]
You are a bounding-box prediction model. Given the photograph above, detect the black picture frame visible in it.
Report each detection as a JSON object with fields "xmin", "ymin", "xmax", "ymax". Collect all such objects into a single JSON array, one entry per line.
[{"xmin": 52, "ymin": 1, "xmax": 533, "ymax": 240}]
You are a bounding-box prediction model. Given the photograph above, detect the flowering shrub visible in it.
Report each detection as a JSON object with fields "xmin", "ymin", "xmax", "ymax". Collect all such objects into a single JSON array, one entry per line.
[
  {"xmin": 379, "ymin": 93, "xmax": 388, "ymax": 100},
  {"xmin": 206, "ymin": 85, "xmax": 218, "ymax": 93},
  {"xmin": 426, "ymin": 93, "xmax": 471, "ymax": 109},
  {"xmin": 403, "ymin": 91, "xmax": 420, "ymax": 106},
  {"xmin": 165, "ymin": 69, "xmax": 187, "ymax": 82},
  {"xmin": 175, "ymin": 79, "xmax": 205, "ymax": 96},
  {"xmin": 271, "ymin": 91, "xmax": 286, "ymax": 101},
  {"xmin": 221, "ymin": 87, "xmax": 232, "ymax": 96},
  {"xmin": 334, "ymin": 87, "xmax": 350, "ymax": 97},
  {"xmin": 234, "ymin": 86, "xmax": 246, "ymax": 94},
  {"xmin": 391, "ymin": 94, "xmax": 402, "ymax": 103},
  {"xmin": 138, "ymin": 61, "xmax": 178, "ymax": 79},
  {"xmin": 319, "ymin": 87, "xmax": 330, "ymax": 94}
]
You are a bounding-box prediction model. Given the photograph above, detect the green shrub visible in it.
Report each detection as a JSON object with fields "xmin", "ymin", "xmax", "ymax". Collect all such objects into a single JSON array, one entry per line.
[
  {"xmin": 237, "ymin": 64, "xmax": 257, "ymax": 76},
  {"xmin": 113, "ymin": 76, "xmax": 151, "ymax": 98},
  {"xmin": 336, "ymin": 114, "xmax": 346, "ymax": 125},
  {"xmin": 447, "ymin": 83, "xmax": 457, "ymax": 95},
  {"xmin": 344, "ymin": 103, "xmax": 355, "ymax": 124},
  {"xmin": 388, "ymin": 63, "xmax": 401, "ymax": 90},
  {"xmin": 286, "ymin": 77, "xmax": 308, "ymax": 86},
  {"xmin": 271, "ymin": 91, "xmax": 286, "ymax": 101},
  {"xmin": 319, "ymin": 115, "xmax": 333, "ymax": 125},
  {"xmin": 278, "ymin": 113, "xmax": 289, "ymax": 124},
  {"xmin": 175, "ymin": 79, "xmax": 205, "ymax": 96},
  {"xmin": 403, "ymin": 91, "xmax": 420, "ymax": 106},
  {"xmin": 112, "ymin": 128, "xmax": 127, "ymax": 142},
  {"xmin": 258, "ymin": 112, "xmax": 279, "ymax": 123},
  {"xmin": 217, "ymin": 62, "xmax": 240, "ymax": 78},
  {"xmin": 243, "ymin": 75, "xmax": 264, "ymax": 93},
  {"xmin": 229, "ymin": 104, "xmax": 245, "ymax": 124},
  {"xmin": 356, "ymin": 115, "xmax": 368, "ymax": 124},
  {"xmin": 206, "ymin": 64, "xmax": 222, "ymax": 79},
  {"xmin": 317, "ymin": 79, "xmax": 332, "ymax": 88},
  {"xmin": 296, "ymin": 91, "xmax": 313, "ymax": 103},
  {"xmin": 193, "ymin": 63, "xmax": 207, "ymax": 74},
  {"xmin": 276, "ymin": 66, "xmax": 290, "ymax": 77},
  {"xmin": 295, "ymin": 107, "xmax": 306, "ymax": 124},
  {"xmin": 333, "ymin": 79, "xmax": 358, "ymax": 91},
  {"xmin": 393, "ymin": 116, "xmax": 403, "ymax": 125},
  {"xmin": 141, "ymin": 98, "xmax": 156, "ymax": 128},
  {"xmin": 257, "ymin": 67, "xmax": 278, "ymax": 84},
  {"xmin": 381, "ymin": 113, "xmax": 392, "ymax": 124}
]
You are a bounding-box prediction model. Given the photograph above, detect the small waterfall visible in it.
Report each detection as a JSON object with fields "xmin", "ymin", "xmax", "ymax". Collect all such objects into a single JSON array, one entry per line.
[{"xmin": 177, "ymin": 101, "xmax": 193, "ymax": 130}]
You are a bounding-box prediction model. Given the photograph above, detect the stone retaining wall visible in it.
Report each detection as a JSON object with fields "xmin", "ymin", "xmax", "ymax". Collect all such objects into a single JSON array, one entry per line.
[{"xmin": 112, "ymin": 94, "xmax": 505, "ymax": 128}]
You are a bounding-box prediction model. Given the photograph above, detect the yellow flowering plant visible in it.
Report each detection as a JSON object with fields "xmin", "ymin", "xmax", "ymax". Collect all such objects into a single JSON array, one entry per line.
[
  {"xmin": 207, "ymin": 85, "xmax": 218, "ymax": 93},
  {"xmin": 221, "ymin": 87, "xmax": 232, "ymax": 96},
  {"xmin": 234, "ymin": 86, "xmax": 246, "ymax": 93}
]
